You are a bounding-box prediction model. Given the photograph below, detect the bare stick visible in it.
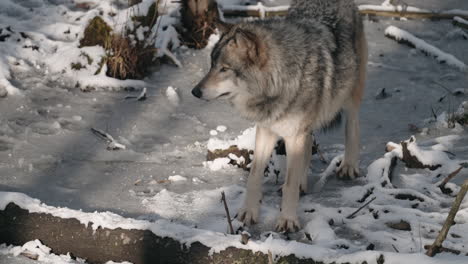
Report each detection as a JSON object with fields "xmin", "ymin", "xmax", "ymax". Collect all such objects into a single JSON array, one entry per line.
[
  {"xmin": 426, "ymin": 179, "xmax": 468, "ymax": 257},
  {"xmin": 346, "ymin": 197, "xmax": 377, "ymax": 219},
  {"xmin": 90, "ymin": 128, "xmax": 126, "ymax": 150},
  {"xmin": 268, "ymin": 250, "xmax": 274, "ymax": 264},
  {"xmin": 438, "ymin": 166, "xmax": 463, "ymax": 189},
  {"xmin": 221, "ymin": 6, "xmax": 468, "ymax": 20},
  {"xmin": 221, "ymin": 191, "xmax": 234, "ymax": 235}
]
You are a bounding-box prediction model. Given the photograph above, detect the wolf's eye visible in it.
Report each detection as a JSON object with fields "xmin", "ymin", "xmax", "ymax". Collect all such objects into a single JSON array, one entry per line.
[{"xmin": 220, "ymin": 66, "xmax": 229, "ymax": 72}]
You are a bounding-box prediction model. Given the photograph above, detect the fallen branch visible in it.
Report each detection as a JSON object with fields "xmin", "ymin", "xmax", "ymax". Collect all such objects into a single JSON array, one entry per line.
[
  {"xmin": 438, "ymin": 166, "xmax": 464, "ymax": 194},
  {"xmin": 453, "ymin": 16, "xmax": 468, "ymax": 30},
  {"xmin": 90, "ymin": 127, "xmax": 126, "ymax": 150},
  {"xmin": 426, "ymin": 179, "xmax": 468, "ymax": 257},
  {"xmin": 385, "ymin": 26, "xmax": 467, "ymax": 71},
  {"xmin": 346, "ymin": 197, "xmax": 377, "ymax": 219},
  {"xmin": 221, "ymin": 191, "xmax": 234, "ymax": 235},
  {"xmin": 125, "ymin": 87, "xmax": 147, "ymax": 101},
  {"xmin": 424, "ymin": 244, "xmax": 461, "ymax": 255},
  {"xmin": 220, "ymin": 4, "xmax": 468, "ymax": 20}
]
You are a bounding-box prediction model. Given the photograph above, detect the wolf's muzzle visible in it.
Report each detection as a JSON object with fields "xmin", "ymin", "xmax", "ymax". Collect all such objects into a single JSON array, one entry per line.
[{"xmin": 191, "ymin": 86, "xmax": 202, "ymax": 99}]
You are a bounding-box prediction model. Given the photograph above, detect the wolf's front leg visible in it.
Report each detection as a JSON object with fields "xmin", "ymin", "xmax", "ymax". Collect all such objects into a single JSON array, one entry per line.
[
  {"xmin": 237, "ymin": 126, "xmax": 277, "ymax": 226},
  {"xmin": 276, "ymin": 133, "xmax": 312, "ymax": 232}
]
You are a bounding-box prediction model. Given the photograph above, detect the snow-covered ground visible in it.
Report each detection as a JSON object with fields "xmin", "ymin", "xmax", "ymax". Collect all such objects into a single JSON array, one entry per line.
[{"xmin": 1, "ymin": 0, "xmax": 468, "ymax": 263}]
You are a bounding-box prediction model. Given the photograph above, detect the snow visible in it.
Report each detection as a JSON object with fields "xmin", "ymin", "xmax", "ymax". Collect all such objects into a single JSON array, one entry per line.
[
  {"xmin": 0, "ymin": 240, "xmax": 85, "ymax": 264},
  {"xmin": 1, "ymin": 0, "xmax": 468, "ymax": 263},
  {"xmin": 385, "ymin": 26, "xmax": 467, "ymax": 71},
  {"xmin": 168, "ymin": 175, "xmax": 187, "ymax": 182},
  {"xmin": 203, "ymin": 157, "xmax": 233, "ymax": 171},
  {"xmin": 216, "ymin": 125, "xmax": 227, "ymax": 132},
  {"xmin": 2, "ymin": 191, "xmax": 468, "ymax": 264},
  {"xmin": 453, "ymin": 16, "xmax": 468, "ymax": 25},
  {"xmin": 0, "ymin": 240, "xmax": 131, "ymax": 264},
  {"xmin": 207, "ymin": 126, "xmax": 256, "ymax": 151},
  {"xmin": 165, "ymin": 86, "xmax": 180, "ymax": 106},
  {"xmin": 0, "ymin": 0, "xmax": 181, "ymax": 93}
]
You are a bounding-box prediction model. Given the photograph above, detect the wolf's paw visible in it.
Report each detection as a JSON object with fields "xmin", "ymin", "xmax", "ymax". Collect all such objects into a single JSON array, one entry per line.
[
  {"xmin": 275, "ymin": 215, "xmax": 300, "ymax": 233},
  {"xmin": 237, "ymin": 207, "xmax": 259, "ymax": 226},
  {"xmin": 336, "ymin": 163, "xmax": 359, "ymax": 180}
]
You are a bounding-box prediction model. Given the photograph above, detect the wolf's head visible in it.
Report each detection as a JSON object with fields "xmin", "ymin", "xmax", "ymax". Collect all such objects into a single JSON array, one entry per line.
[{"xmin": 191, "ymin": 22, "xmax": 269, "ymax": 103}]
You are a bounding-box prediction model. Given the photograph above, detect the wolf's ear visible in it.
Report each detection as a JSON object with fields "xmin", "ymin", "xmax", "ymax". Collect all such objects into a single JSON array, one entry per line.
[
  {"xmin": 215, "ymin": 20, "xmax": 234, "ymax": 34},
  {"xmin": 231, "ymin": 28, "xmax": 268, "ymax": 67}
]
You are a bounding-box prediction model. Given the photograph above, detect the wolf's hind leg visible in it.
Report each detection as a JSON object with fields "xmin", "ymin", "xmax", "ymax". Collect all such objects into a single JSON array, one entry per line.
[
  {"xmin": 337, "ymin": 102, "xmax": 360, "ymax": 180},
  {"xmin": 337, "ymin": 23, "xmax": 367, "ymax": 180},
  {"xmin": 276, "ymin": 133, "xmax": 312, "ymax": 232},
  {"xmin": 237, "ymin": 126, "xmax": 277, "ymax": 226}
]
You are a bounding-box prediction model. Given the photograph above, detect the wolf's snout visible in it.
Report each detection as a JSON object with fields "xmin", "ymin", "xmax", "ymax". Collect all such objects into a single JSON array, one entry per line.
[{"xmin": 192, "ymin": 86, "xmax": 202, "ymax": 99}]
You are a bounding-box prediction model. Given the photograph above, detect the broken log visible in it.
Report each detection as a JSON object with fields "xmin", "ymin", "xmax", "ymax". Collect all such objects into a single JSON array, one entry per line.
[
  {"xmin": 400, "ymin": 138, "xmax": 441, "ymax": 170},
  {"xmin": 0, "ymin": 202, "xmax": 340, "ymax": 264},
  {"xmin": 180, "ymin": 0, "xmax": 219, "ymax": 49}
]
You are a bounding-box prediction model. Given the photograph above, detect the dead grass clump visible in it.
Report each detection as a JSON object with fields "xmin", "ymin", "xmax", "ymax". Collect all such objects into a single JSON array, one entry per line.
[
  {"xmin": 105, "ymin": 34, "xmax": 156, "ymax": 80},
  {"xmin": 79, "ymin": 16, "xmax": 112, "ymax": 48},
  {"xmin": 80, "ymin": 2, "xmax": 160, "ymax": 80},
  {"xmin": 180, "ymin": 0, "xmax": 219, "ymax": 49}
]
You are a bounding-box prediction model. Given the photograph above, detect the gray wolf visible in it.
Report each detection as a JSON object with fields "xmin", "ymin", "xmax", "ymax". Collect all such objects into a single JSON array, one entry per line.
[{"xmin": 192, "ymin": 0, "xmax": 367, "ymax": 232}]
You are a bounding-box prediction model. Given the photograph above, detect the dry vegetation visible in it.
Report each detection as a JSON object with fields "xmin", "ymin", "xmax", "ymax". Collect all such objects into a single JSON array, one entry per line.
[{"xmin": 80, "ymin": 2, "xmax": 160, "ymax": 80}]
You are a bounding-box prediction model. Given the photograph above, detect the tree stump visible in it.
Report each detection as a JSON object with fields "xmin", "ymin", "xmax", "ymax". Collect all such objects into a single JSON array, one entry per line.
[{"xmin": 180, "ymin": 0, "xmax": 220, "ymax": 49}]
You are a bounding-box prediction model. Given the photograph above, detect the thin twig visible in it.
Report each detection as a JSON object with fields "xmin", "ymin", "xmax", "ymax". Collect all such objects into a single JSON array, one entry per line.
[
  {"xmin": 392, "ymin": 244, "xmax": 400, "ymax": 253},
  {"xmin": 426, "ymin": 179, "xmax": 468, "ymax": 257},
  {"xmin": 346, "ymin": 197, "xmax": 377, "ymax": 219},
  {"xmin": 221, "ymin": 191, "xmax": 235, "ymax": 235},
  {"xmin": 316, "ymin": 146, "xmax": 328, "ymax": 164}
]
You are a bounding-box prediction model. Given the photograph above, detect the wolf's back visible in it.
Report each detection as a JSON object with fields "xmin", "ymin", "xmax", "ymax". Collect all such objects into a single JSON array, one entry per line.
[{"xmin": 287, "ymin": 0, "xmax": 357, "ymax": 28}]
